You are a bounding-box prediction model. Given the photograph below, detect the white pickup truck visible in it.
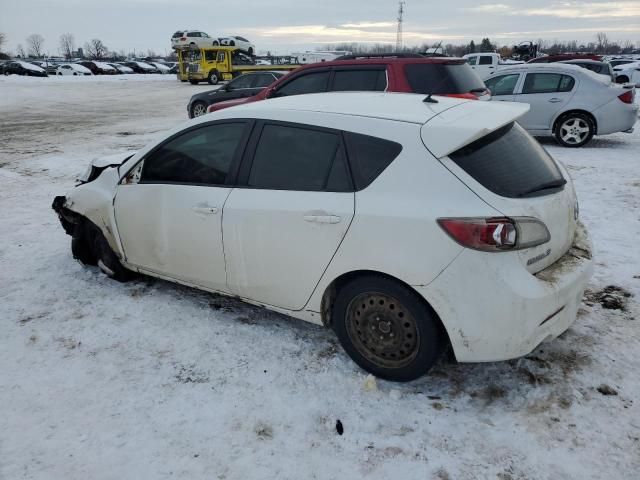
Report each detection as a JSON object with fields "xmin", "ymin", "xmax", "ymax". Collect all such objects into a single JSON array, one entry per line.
[{"xmin": 463, "ymin": 53, "xmax": 523, "ymax": 80}]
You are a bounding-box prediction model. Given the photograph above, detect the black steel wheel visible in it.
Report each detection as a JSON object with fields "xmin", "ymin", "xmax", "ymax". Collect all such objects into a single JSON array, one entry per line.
[{"xmin": 333, "ymin": 275, "xmax": 446, "ymax": 382}]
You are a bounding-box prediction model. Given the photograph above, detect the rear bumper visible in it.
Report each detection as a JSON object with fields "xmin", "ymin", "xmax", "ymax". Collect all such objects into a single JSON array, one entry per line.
[
  {"xmin": 417, "ymin": 222, "xmax": 593, "ymax": 362},
  {"xmin": 594, "ymin": 100, "xmax": 639, "ymax": 135}
]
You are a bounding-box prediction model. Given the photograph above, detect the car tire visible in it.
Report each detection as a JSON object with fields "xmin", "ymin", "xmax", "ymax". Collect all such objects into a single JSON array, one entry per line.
[
  {"xmin": 332, "ymin": 275, "xmax": 446, "ymax": 382},
  {"xmin": 248, "ymin": 47, "xmax": 254, "ymax": 56},
  {"xmin": 91, "ymin": 226, "xmax": 133, "ymax": 282},
  {"xmin": 616, "ymin": 75, "xmax": 629, "ymax": 84},
  {"xmin": 212, "ymin": 41, "xmax": 219, "ymax": 46},
  {"xmin": 554, "ymin": 112, "xmax": 595, "ymax": 148},
  {"xmin": 230, "ymin": 41, "xmax": 235, "ymax": 46},
  {"xmin": 71, "ymin": 222, "xmax": 97, "ymax": 265},
  {"xmin": 189, "ymin": 79, "xmax": 199, "ymax": 85},
  {"xmin": 207, "ymin": 70, "xmax": 219, "ymax": 85},
  {"xmin": 190, "ymin": 101, "xmax": 208, "ymax": 118}
]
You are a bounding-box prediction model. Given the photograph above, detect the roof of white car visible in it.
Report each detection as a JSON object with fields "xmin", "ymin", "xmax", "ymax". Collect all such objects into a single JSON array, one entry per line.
[
  {"xmin": 494, "ymin": 62, "xmax": 612, "ymax": 83},
  {"xmin": 206, "ymin": 92, "xmax": 530, "ymax": 157}
]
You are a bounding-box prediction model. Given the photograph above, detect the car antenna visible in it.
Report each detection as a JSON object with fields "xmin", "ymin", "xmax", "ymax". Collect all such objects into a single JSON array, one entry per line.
[{"xmin": 423, "ymin": 41, "xmax": 445, "ymax": 103}]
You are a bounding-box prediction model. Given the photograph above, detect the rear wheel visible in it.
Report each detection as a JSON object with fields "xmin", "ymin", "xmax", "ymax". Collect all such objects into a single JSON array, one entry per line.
[
  {"xmin": 616, "ymin": 75, "xmax": 629, "ymax": 83},
  {"xmin": 190, "ymin": 101, "xmax": 208, "ymax": 118},
  {"xmin": 554, "ymin": 112, "xmax": 594, "ymax": 148},
  {"xmin": 332, "ymin": 275, "xmax": 445, "ymax": 382}
]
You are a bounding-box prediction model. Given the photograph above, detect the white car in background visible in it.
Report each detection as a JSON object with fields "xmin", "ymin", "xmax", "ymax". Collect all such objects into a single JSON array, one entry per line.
[
  {"xmin": 56, "ymin": 64, "xmax": 93, "ymax": 76},
  {"xmin": 149, "ymin": 62, "xmax": 171, "ymax": 74},
  {"xmin": 612, "ymin": 60, "xmax": 640, "ymax": 86},
  {"xmin": 462, "ymin": 52, "xmax": 522, "ymax": 80},
  {"xmin": 213, "ymin": 36, "xmax": 255, "ymax": 55},
  {"xmin": 171, "ymin": 30, "xmax": 215, "ymax": 49},
  {"xmin": 485, "ymin": 63, "xmax": 638, "ymax": 147},
  {"xmin": 52, "ymin": 92, "xmax": 593, "ymax": 382}
]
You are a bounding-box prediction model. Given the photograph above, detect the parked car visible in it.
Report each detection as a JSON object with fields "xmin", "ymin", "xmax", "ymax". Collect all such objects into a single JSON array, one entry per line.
[
  {"xmin": 149, "ymin": 62, "xmax": 171, "ymax": 74},
  {"xmin": 558, "ymin": 59, "xmax": 614, "ymax": 81},
  {"xmin": 188, "ymin": 71, "xmax": 286, "ymax": 118},
  {"xmin": 108, "ymin": 63, "xmax": 134, "ymax": 74},
  {"xmin": 527, "ymin": 53, "xmax": 602, "ymax": 63},
  {"xmin": 484, "ymin": 63, "xmax": 638, "ymax": 147},
  {"xmin": 52, "ymin": 92, "xmax": 593, "ymax": 382},
  {"xmin": 213, "ymin": 36, "xmax": 255, "ymax": 56},
  {"xmin": 31, "ymin": 60, "xmax": 58, "ymax": 75},
  {"xmin": 611, "ymin": 60, "xmax": 640, "ymax": 85},
  {"xmin": 207, "ymin": 54, "xmax": 491, "ymax": 113},
  {"xmin": 2, "ymin": 61, "xmax": 48, "ymax": 77},
  {"xmin": 56, "ymin": 63, "xmax": 93, "ymax": 76},
  {"xmin": 171, "ymin": 30, "xmax": 215, "ymax": 49},
  {"xmin": 462, "ymin": 52, "xmax": 523, "ymax": 80},
  {"xmin": 77, "ymin": 61, "xmax": 117, "ymax": 75},
  {"xmin": 608, "ymin": 58, "xmax": 640, "ymax": 68},
  {"xmin": 121, "ymin": 61, "xmax": 158, "ymax": 74}
]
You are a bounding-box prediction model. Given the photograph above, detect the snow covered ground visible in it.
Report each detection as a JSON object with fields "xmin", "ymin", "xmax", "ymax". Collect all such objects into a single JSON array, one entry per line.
[{"xmin": 1, "ymin": 76, "xmax": 639, "ymax": 479}]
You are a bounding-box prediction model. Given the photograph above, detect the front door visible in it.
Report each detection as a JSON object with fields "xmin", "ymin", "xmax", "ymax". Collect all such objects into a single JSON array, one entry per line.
[
  {"xmin": 223, "ymin": 122, "xmax": 355, "ymax": 310},
  {"xmin": 114, "ymin": 121, "xmax": 249, "ymax": 291}
]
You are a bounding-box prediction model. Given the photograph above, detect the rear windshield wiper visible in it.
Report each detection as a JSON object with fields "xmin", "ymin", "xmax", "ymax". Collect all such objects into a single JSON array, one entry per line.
[{"xmin": 518, "ymin": 178, "xmax": 567, "ymax": 197}]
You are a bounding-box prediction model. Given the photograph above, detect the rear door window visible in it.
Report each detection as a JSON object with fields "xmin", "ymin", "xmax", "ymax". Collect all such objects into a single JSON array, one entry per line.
[
  {"xmin": 522, "ymin": 73, "xmax": 575, "ymax": 94},
  {"xmin": 479, "ymin": 56, "xmax": 493, "ymax": 65},
  {"xmin": 404, "ymin": 63, "xmax": 485, "ymax": 94},
  {"xmin": 276, "ymin": 72, "xmax": 330, "ymax": 96},
  {"xmin": 449, "ymin": 122, "xmax": 565, "ymax": 198},
  {"xmin": 247, "ymin": 124, "xmax": 344, "ymax": 191},
  {"xmin": 331, "ymin": 69, "xmax": 387, "ymax": 91},
  {"xmin": 344, "ymin": 132, "xmax": 403, "ymax": 190}
]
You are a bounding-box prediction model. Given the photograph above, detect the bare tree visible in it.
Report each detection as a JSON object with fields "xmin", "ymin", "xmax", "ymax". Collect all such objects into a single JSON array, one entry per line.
[
  {"xmin": 85, "ymin": 38, "xmax": 108, "ymax": 59},
  {"xmin": 16, "ymin": 43, "xmax": 26, "ymax": 58},
  {"xmin": 59, "ymin": 33, "xmax": 75, "ymax": 59},
  {"xmin": 0, "ymin": 32, "xmax": 6, "ymax": 52},
  {"xmin": 596, "ymin": 32, "xmax": 609, "ymax": 54},
  {"xmin": 26, "ymin": 33, "xmax": 45, "ymax": 57}
]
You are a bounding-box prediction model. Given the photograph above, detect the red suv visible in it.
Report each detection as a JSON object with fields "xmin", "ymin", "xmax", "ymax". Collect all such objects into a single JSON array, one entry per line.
[{"xmin": 208, "ymin": 54, "xmax": 490, "ymax": 113}]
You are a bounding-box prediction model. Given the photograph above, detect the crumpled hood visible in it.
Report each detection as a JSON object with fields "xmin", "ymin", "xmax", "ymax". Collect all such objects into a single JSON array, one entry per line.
[{"xmin": 90, "ymin": 150, "xmax": 137, "ymax": 168}]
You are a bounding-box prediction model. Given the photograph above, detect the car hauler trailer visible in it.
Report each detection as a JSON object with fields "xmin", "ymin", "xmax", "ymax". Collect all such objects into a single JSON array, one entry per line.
[{"xmin": 175, "ymin": 46, "xmax": 300, "ymax": 84}]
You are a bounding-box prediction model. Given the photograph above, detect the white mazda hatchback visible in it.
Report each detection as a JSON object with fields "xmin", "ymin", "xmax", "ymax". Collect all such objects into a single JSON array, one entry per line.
[{"xmin": 53, "ymin": 92, "xmax": 593, "ymax": 381}]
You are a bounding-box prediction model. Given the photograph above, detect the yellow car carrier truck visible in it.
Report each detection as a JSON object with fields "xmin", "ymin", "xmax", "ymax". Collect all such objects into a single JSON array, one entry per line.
[{"xmin": 176, "ymin": 46, "xmax": 300, "ymax": 84}]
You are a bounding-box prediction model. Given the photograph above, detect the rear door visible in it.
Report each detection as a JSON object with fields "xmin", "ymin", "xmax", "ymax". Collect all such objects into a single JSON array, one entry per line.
[
  {"xmin": 515, "ymin": 72, "xmax": 577, "ymax": 130},
  {"xmin": 222, "ymin": 121, "xmax": 355, "ymax": 310}
]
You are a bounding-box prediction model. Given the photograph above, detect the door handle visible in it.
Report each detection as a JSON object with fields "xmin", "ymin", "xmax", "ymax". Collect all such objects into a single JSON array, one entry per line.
[
  {"xmin": 303, "ymin": 215, "xmax": 341, "ymax": 224},
  {"xmin": 192, "ymin": 206, "xmax": 219, "ymax": 215},
  {"xmin": 548, "ymin": 98, "xmax": 562, "ymax": 103}
]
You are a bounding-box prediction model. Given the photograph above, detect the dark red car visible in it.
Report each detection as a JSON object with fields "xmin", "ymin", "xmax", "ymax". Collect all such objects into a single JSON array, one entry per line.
[
  {"xmin": 527, "ymin": 53, "xmax": 602, "ymax": 63},
  {"xmin": 208, "ymin": 54, "xmax": 490, "ymax": 113}
]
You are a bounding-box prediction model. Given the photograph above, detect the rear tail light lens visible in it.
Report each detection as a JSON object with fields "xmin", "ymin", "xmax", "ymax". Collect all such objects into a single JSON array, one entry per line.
[
  {"xmin": 180, "ymin": 37, "xmax": 186, "ymax": 41},
  {"xmin": 618, "ymin": 90, "xmax": 634, "ymax": 104},
  {"xmin": 437, "ymin": 217, "xmax": 550, "ymax": 252}
]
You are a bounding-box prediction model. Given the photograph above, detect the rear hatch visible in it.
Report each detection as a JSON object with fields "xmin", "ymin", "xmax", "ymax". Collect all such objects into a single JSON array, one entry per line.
[
  {"xmin": 422, "ymin": 104, "xmax": 577, "ymax": 273},
  {"xmin": 404, "ymin": 62, "xmax": 490, "ymax": 100}
]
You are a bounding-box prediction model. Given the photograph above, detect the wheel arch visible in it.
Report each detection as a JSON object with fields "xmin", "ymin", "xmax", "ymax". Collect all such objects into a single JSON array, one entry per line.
[
  {"xmin": 553, "ymin": 109, "xmax": 598, "ymax": 135},
  {"xmin": 319, "ymin": 269, "xmax": 452, "ymax": 346}
]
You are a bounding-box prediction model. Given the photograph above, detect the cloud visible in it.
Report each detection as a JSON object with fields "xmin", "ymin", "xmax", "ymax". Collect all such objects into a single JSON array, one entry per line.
[
  {"xmin": 464, "ymin": 4, "xmax": 513, "ymax": 13},
  {"xmin": 521, "ymin": 2, "xmax": 640, "ymax": 18},
  {"xmin": 340, "ymin": 21, "xmax": 395, "ymax": 28}
]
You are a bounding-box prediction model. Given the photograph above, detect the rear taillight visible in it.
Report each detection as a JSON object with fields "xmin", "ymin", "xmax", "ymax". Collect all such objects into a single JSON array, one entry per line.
[
  {"xmin": 437, "ymin": 217, "xmax": 550, "ymax": 252},
  {"xmin": 471, "ymin": 88, "xmax": 491, "ymax": 98},
  {"xmin": 618, "ymin": 90, "xmax": 634, "ymax": 104},
  {"xmin": 180, "ymin": 37, "xmax": 186, "ymax": 41}
]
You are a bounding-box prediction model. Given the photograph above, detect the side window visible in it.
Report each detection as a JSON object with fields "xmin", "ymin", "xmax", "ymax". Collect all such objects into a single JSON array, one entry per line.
[
  {"xmin": 276, "ymin": 72, "xmax": 330, "ymax": 96},
  {"xmin": 236, "ymin": 36, "xmax": 248, "ymax": 42},
  {"xmin": 229, "ymin": 74, "xmax": 254, "ymax": 89},
  {"xmin": 522, "ymin": 73, "xmax": 575, "ymax": 94},
  {"xmin": 254, "ymin": 74, "xmax": 277, "ymax": 87},
  {"xmin": 331, "ymin": 69, "xmax": 387, "ymax": 91},
  {"xmin": 205, "ymin": 51, "xmax": 217, "ymax": 61},
  {"xmin": 467, "ymin": 56, "xmax": 478, "ymax": 65},
  {"xmin": 217, "ymin": 52, "xmax": 225, "ymax": 63},
  {"xmin": 141, "ymin": 123, "xmax": 245, "ymax": 185},
  {"xmin": 345, "ymin": 132, "xmax": 403, "ymax": 190},
  {"xmin": 187, "ymin": 32, "xmax": 196, "ymax": 37},
  {"xmin": 484, "ymin": 74, "xmax": 520, "ymax": 96},
  {"xmin": 479, "ymin": 56, "xmax": 493, "ymax": 65},
  {"xmin": 247, "ymin": 124, "xmax": 343, "ymax": 191}
]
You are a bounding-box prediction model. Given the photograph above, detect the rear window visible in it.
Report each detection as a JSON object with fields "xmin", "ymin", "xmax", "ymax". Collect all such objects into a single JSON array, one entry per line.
[
  {"xmin": 449, "ymin": 122, "xmax": 565, "ymax": 198},
  {"xmin": 404, "ymin": 63, "xmax": 485, "ymax": 94}
]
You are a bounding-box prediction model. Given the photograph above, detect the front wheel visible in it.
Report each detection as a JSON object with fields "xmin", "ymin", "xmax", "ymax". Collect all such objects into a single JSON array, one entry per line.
[
  {"xmin": 190, "ymin": 101, "xmax": 208, "ymax": 118},
  {"xmin": 248, "ymin": 47, "xmax": 254, "ymax": 56},
  {"xmin": 207, "ymin": 70, "xmax": 219, "ymax": 85},
  {"xmin": 91, "ymin": 227, "xmax": 133, "ymax": 282},
  {"xmin": 616, "ymin": 75, "xmax": 629, "ymax": 84},
  {"xmin": 555, "ymin": 113, "xmax": 594, "ymax": 148},
  {"xmin": 189, "ymin": 79, "xmax": 199, "ymax": 85},
  {"xmin": 332, "ymin": 276, "xmax": 446, "ymax": 382}
]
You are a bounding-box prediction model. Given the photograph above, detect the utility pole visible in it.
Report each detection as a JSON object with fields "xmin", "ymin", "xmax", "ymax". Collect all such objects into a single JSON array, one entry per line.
[{"xmin": 396, "ymin": 1, "xmax": 405, "ymax": 51}]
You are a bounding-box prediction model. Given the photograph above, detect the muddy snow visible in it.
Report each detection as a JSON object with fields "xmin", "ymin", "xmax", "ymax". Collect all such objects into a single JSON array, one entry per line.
[{"xmin": 1, "ymin": 75, "xmax": 639, "ymax": 479}]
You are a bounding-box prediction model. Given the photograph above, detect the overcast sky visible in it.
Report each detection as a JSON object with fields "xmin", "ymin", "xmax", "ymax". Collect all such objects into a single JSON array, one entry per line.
[{"xmin": 1, "ymin": 0, "xmax": 639, "ymax": 56}]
